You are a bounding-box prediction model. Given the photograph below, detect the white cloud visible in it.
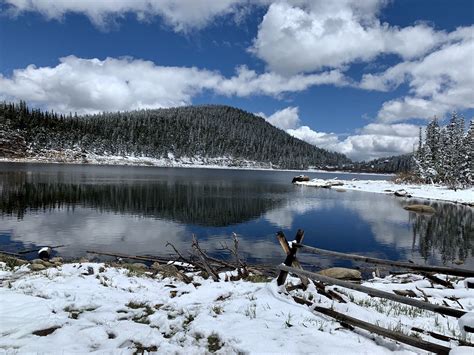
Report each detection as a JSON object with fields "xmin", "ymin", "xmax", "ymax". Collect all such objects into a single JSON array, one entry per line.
[
  {"xmin": 360, "ymin": 29, "xmax": 474, "ymax": 122},
  {"xmin": 0, "ymin": 56, "xmax": 347, "ymax": 114},
  {"xmin": 263, "ymin": 106, "xmax": 420, "ymax": 160},
  {"xmin": 287, "ymin": 126, "xmax": 339, "ymax": 147},
  {"xmin": 257, "ymin": 106, "xmax": 300, "ymax": 129},
  {"xmin": 3, "ymin": 0, "xmax": 255, "ymax": 31},
  {"xmin": 251, "ymin": 0, "xmax": 446, "ymax": 75},
  {"xmin": 216, "ymin": 65, "xmax": 348, "ymax": 96}
]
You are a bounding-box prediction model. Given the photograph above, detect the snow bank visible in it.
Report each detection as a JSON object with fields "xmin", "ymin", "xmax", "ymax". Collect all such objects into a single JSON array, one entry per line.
[
  {"xmin": 1, "ymin": 262, "xmax": 472, "ymax": 354},
  {"xmin": 297, "ymin": 179, "xmax": 474, "ymax": 204}
]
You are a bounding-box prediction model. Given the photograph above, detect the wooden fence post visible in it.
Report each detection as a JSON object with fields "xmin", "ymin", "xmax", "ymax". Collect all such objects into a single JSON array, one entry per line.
[{"xmin": 277, "ymin": 229, "xmax": 306, "ymax": 286}]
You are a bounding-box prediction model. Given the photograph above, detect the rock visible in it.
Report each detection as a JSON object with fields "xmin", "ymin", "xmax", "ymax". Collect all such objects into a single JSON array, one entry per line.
[
  {"xmin": 394, "ymin": 189, "xmax": 411, "ymax": 197},
  {"xmin": 29, "ymin": 263, "xmax": 46, "ymax": 271},
  {"xmin": 38, "ymin": 247, "xmax": 52, "ymax": 260},
  {"xmin": 151, "ymin": 262, "xmax": 161, "ymax": 270},
  {"xmin": 333, "ymin": 188, "xmax": 346, "ymax": 192},
  {"xmin": 32, "ymin": 259, "xmax": 53, "ymax": 267},
  {"xmin": 318, "ymin": 267, "xmax": 361, "ymax": 280},
  {"xmin": 79, "ymin": 257, "xmax": 89, "ymax": 263},
  {"xmin": 403, "ymin": 204, "xmax": 436, "ymax": 213},
  {"xmin": 131, "ymin": 263, "xmax": 148, "ymax": 269},
  {"xmin": 153, "ymin": 264, "xmax": 192, "ymax": 283},
  {"xmin": 50, "ymin": 257, "xmax": 63, "ymax": 263}
]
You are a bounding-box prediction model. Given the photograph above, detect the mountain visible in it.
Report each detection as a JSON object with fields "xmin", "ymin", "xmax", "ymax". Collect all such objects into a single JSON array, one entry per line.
[{"xmin": 0, "ymin": 101, "xmax": 350, "ymax": 169}]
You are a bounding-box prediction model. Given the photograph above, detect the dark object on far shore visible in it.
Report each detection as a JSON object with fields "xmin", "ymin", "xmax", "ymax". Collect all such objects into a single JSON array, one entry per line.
[
  {"xmin": 38, "ymin": 247, "xmax": 52, "ymax": 260},
  {"xmin": 292, "ymin": 175, "xmax": 310, "ymax": 183}
]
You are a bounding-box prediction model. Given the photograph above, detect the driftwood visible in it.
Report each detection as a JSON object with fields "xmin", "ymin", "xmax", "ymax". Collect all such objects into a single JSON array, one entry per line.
[
  {"xmin": 410, "ymin": 326, "xmax": 474, "ymax": 347},
  {"xmin": 276, "ymin": 231, "xmax": 309, "ymax": 288},
  {"xmin": 18, "ymin": 244, "xmax": 67, "ymax": 255},
  {"xmin": 421, "ymin": 272, "xmax": 454, "ymax": 289},
  {"xmin": 292, "ymin": 296, "xmax": 451, "ymax": 355},
  {"xmin": 294, "ymin": 243, "xmax": 474, "ymax": 278},
  {"xmin": 86, "ymin": 250, "xmax": 171, "ymax": 264},
  {"xmin": 277, "ymin": 229, "xmax": 305, "ymax": 286},
  {"xmin": 0, "ymin": 250, "xmax": 21, "ymax": 257},
  {"xmin": 277, "ymin": 265, "xmax": 466, "ymax": 318},
  {"xmin": 192, "ymin": 235, "xmax": 220, "ymax": 282}
]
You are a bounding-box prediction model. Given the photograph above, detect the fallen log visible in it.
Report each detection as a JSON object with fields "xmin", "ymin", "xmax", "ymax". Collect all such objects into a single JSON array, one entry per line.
[
  {"xmin": 292, "ymin": 296, "xmax": 451, "ymax": 355},
  {"xmin": 86, "ymin": 250, "xmax": 172, "ymax": 264},
  {"xmin": 277, "ymin": 265, "xmax": 466, "ymax": 318},
  {"xmin": 294, "ymin": 244, "xmax": 474, "ymax": 278},
  {"xmin": 0, "ymin": 250, "xmax": 21, "ymax": 257},
  {"xmin": 18, "ymin": 244, "xmax": 66, "ymax": 255}
]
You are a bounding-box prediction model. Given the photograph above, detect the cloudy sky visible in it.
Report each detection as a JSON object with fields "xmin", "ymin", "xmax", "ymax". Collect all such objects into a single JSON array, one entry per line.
[{"xmin": 0, "ymin": 0, "xmax": 473, "ymax": 161}]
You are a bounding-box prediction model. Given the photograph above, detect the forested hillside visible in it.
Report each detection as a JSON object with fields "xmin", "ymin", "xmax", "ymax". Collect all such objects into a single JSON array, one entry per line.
[
  {"xmin": 0, "ymin": 102, "xmax": 350, "ymax": 169},
  {"xmin": 350, "ymin": 154, "xmax": 414, "ymax": 174}
]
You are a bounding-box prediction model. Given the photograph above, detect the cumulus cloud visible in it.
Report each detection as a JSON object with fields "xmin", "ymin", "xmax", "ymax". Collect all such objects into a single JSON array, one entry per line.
[
  {"xmin": 0, "ymin": 56, "xmax": 347, "ymax": 114},
  {"xmin": 256, "ymin": 106, "xmax": 300, "ymax": 130},
  {"xmin": 3, "ymin": 0, "xmax": 256, "ymax": 31},
  {"xmin": 364, "ymin": 33, "xmax": 474, "ymax": 122},
  {"xmin": 251, "ymin": 0, "xmax": 446, "ymax": 75},
  {"xmin": 263, "ymin": 106, "xmax": 420, "ymax": 160}
]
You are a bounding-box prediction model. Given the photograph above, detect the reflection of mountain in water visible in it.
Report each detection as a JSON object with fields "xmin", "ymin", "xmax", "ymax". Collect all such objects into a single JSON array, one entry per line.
[
  {"xmin": 0, "ymin": 177, "xmax": 286, "ymax": 227},
  {"xmin": 410, "ymin": 201, "xmax": 473, "ymax": 263}
]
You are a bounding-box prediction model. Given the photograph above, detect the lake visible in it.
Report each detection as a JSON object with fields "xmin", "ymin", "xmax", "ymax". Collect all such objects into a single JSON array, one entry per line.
[{"xmin": 0, "ymin": 162, "xmax": 472, "ymax": 270}]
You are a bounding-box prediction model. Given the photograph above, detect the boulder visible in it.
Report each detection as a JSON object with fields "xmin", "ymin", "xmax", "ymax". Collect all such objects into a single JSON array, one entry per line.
[
  {"xmin": 29, "ymin": 263, "xmax": 46, "ymax": 271},
  {"xmin": 318, "ymin": 267, "xmax": 361, "ymax": 280},
  {"xmin": 50, "ymin": 257, "xmax": 63, "ymax": 263},
  {"xmin": 131, "ymin": 263, "xmax": 148, "ymax": 270},
  {"xmin": 403, "ymin": 204, "xmax": 436, "ymax": 213}
]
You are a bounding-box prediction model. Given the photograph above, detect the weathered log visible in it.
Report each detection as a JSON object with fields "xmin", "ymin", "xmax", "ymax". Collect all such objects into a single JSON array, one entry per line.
[
  {"xmin": 0, "ymin": 250, "xmax": 21, "ymax": 257},
  {"xmin": 421, "ymin": 272, "xmax": 454, "ymax": 289},
  {"xmin": 276, "ymin": 231, "xmax": 309, "ymax": 288},
  {"xmin": 277, "ymin": 265, "xmax": 466, "ymax": 318},
  {"xmin": 277, "ymin": 229, "xmax": 305, "ymax": 286},
  {"xmin": 86, "ymin": 250, "xmax": 171, "ymax": 264},
  {"xmin": 294, "ymin": 244, "xmax": 474, "ymax": 278},
  {"xmin": 292, "ymin": 296, "xmax": 451, "ymax": 355},
  {"xmin": 18, "ymin": 244, "xmax": 66, "ymax": 255},
  {"xmin": 410, "ymin": 326, "xmax": 474, "ymax": 347}
]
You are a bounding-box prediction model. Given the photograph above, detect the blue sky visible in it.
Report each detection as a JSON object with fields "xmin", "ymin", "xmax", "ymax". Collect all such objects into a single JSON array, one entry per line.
[{"xmin": 0, "ymin": 0, "xmax": 473, "ymax": 161}]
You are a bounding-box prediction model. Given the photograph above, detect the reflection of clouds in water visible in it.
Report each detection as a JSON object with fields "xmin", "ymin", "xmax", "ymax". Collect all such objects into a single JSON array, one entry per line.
[
  {"xmin": 264, "ymin": 189, "xmax": 336, "ymax": 229},
  {"xmin": 2, "ymin": 208, "xmax": 187, "ymax": 258},
  {"xmin": 2, "ymin": 208, "xmax": 287, "ymax": 263}
]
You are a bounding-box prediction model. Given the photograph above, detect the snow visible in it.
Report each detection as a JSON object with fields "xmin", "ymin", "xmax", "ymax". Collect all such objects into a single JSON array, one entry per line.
[
  {"xmin": 0, "ymin": 154, "xmax": 390, "ymax": 176},
  {"xmin": 459, "ymin": 313, "xmax": 474, "ymax": 337},
  {"xmin": 296, "ymin": 179, "xmax": 474, "ymax": 204},
  {"xmin": 1, "ymin": 262, "xmax": 472, "ymax": 354}
]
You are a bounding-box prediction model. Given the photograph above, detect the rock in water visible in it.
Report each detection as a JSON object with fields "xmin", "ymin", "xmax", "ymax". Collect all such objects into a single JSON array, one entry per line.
[
  {"xmin": 403, "ymin": 204, "xmax": 436, "ymax": 213},
  {"xmin": 318, "ymin": 267, "xmax": 361, "ymax": 280}
]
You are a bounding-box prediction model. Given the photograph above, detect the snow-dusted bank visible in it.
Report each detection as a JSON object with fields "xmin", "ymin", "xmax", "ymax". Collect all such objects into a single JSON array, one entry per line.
[
  {"xmin": 0, "ymin": 261, "xmax": 473, "ymax": 354},
  {"xmin": 296, "ymin": 179, "xmax": 474, "ymax": 205}
]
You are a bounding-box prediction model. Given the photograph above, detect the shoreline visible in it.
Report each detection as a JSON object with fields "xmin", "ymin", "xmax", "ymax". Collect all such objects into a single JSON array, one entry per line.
[
  {"xmin": 296, "ymin": 179, "xmax": 474, "ymax": 205},
  {"xmin": 0, "ymin": 156, "xmax": 394, "ymax": 177},
  {"xmin": 0, "ymin": 259, "xmax": 472, "ymax": 354}
]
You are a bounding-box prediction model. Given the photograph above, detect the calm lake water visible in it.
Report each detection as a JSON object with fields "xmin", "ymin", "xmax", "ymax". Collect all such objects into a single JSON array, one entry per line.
[{"xmin": 0, "ymin": 163, "xmax": 472, "ymax": 270}]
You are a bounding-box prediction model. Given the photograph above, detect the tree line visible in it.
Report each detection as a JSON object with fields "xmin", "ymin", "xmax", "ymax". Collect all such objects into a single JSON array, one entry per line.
[
  {"xmin": 413, "ymin": 113, "xmax": 473, "ymax": 187},
  {"xmin": 0, "ymin": 101, "xmax": 350, "ymax": 169}
]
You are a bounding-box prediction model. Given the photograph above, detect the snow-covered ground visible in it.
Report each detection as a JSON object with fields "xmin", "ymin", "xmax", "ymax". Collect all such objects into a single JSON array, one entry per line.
[
  {"xmin": 0, "ymin": 153, "xmax": 390, "ymax": 176},
  {"xmin": 296, "ymin": 179, "xmax": 474, "ymax": 205},
  {"xmin": 0, "ymin": 261, "xmax": 472, "ymax": 354}
]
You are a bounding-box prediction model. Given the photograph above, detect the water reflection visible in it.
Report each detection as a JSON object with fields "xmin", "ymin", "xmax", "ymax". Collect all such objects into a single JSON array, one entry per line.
[
  {"xmin": 409, "ymin": 200, "xmax": 473, "ymax": 264},
  {"xmin": 0, "ymin": 163, "xmax": 472, "ymax": 267},
  {"xmin": 0, "ymin": 176, "xmax": 286, "ymax": 226}
]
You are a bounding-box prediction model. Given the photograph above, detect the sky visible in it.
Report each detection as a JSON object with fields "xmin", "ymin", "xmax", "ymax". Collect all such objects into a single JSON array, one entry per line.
[{"xmin": 0, "ymin": 0, "xmax": 473, "ymax": 161}]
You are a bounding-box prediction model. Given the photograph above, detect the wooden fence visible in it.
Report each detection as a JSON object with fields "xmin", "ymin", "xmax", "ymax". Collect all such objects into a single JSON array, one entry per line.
[{"xmin": 275, "ymin": 229, "xmax": 473, "ymax": 354}]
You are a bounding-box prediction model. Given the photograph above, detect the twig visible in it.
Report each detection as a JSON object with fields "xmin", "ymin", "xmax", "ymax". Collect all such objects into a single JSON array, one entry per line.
[{"xmin": 192, "ymin": 235, "xmax": 219, "ymax": 282}]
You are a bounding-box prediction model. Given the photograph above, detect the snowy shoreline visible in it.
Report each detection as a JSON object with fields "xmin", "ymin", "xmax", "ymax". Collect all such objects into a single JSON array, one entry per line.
[
  {"xmin": 0, "ymin": 155, "xmax": 393, "ymax": 177},
  {"xmin": 296, "ymin": 179, "xmax": 474, "ymax": 205},
  {"xmin": 1, "ymin": 260, "xmax": 473, "ymax": 354}
]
